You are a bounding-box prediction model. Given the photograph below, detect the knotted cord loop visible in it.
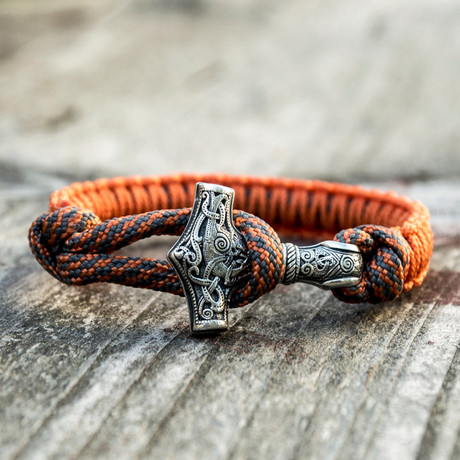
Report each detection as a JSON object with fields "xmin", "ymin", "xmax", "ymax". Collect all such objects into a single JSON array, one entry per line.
[
  {"xmin": 332, "ymin": 225, "xmax": 411, "ymax": 303},
  {"xmin": 28, "ymin": 207, "xmax": 100, "ymax": 280},
  {"xmin": 28, "ymin": 206, "xmax": 284, "ymax": 307}
]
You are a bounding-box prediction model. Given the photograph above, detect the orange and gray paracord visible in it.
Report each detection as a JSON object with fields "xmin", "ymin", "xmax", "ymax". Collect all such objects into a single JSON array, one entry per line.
[{"xmin": 28, "ymin": 174, "xmax": 433, "ymax": 306}]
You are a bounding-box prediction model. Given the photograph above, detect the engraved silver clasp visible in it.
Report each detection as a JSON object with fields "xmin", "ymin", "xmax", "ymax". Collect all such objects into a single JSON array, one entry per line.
[
  {"xmin": 168, "ymin": 182, "xmax": 364, "ymax": 334},
  {"xmin": 167, "ymin": 183, "xmax": 248, "ymax": 334},
  {"xmin": 281, "ymin": 241, "xmax": 363, "ymax": 288}
]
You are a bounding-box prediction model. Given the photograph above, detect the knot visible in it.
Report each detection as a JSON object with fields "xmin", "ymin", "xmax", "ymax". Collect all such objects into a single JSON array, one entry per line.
[
  {"xmin": 232, "ymin": 211, "xmax": 284, "ymax": 307},
  {"xmin": 332, "ymin": 225, "xmax": 411, "ymax": 303},
  {"xmin": 28, "ymin": 207, "xmax": 100, "ymax": 281}
]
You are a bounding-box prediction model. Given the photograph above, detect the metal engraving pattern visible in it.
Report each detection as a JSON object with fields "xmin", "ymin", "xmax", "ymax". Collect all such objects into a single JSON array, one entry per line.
[
  {"xmin": 167, "ymin": 183, "xmax": 248, "ymax": 333},
  {"xmin": 282, "ymin": 241, "xmax": 363, "ymax": 289},
  {"xmin": 281, "ymin": 243, "xmax": 300, "ymax": 285}
]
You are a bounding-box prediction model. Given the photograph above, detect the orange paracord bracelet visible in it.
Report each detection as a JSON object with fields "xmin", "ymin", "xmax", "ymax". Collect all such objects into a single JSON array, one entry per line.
[{"xmin": 29, "ymin": 174, "xmax": 433, "ymax": 333}]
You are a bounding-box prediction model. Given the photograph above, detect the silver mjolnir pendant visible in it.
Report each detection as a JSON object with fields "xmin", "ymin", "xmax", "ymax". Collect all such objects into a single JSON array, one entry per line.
[
  {"xmin": 168, "ymin": 183, "xmax": 248, "ymax": 333},
  {"xmin": 168, "ymin": 182, "xmax": 363, "ymax": 334}
]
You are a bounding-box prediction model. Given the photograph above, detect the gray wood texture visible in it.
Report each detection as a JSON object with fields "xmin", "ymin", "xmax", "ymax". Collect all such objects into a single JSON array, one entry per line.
[{"xmin": 1, "ymin": 1, "xmax": 459, "ymax": 459}]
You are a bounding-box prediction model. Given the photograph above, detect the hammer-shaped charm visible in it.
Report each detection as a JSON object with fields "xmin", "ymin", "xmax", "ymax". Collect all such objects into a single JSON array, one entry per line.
[
  {"xmin": 167, "ymin": 183, "xmax": 248, "ymax": 334},
  {"xmin": 169, "ymin": 182, "xmax": 364, "ymax": 334}
]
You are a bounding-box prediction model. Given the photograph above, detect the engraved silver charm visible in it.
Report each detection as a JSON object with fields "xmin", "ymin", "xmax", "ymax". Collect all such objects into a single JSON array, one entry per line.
[
  {"xmin": 168, "ymin": 182, "xmax": 364, "ymax": 334},
  {"xmin": 167, "ymin": 183, "xmax": 248, "ymax": 334},
  {"xmin": 281, "ymin": 241, "xmax": 362, "ymax": 289}
]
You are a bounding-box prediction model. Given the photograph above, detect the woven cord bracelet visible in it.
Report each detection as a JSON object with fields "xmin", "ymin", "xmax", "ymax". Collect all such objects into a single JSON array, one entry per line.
[{"xmin": 29, "ymin": 174, "xmax": 433, "ymax": 333}]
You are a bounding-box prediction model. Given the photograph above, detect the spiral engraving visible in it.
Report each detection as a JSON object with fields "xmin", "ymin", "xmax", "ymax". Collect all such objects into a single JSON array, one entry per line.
[
  {"xmin": 340, "ymin": 255, "xmax": 355, "ymax": 273},
  {"xmin": 201, "ymin": 308, "xmax": 213, "ymax": 320},
  {"xmin": 300, "ymin": 262, "xmax": 314, "ymax": 277},
  {"xmin": 214, "ymin": 234, "xmax": 231, "ymax": 253}
]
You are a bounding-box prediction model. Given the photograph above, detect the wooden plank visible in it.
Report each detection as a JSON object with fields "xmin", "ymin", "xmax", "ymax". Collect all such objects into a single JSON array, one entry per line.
[
  {"xmin": 417, "ymin": 347, "xmax": 460, "ymax": 460},
  {"xmin": 1, "ymin": 191, "xmax": 459, "ymax": 460},
  {"xmin": 2, "ymin": 181, "xmax": 459, "ymax": 458},
  {"xmin": 1, "ymin": 179, "xmax": 459, "ymax": 460},
  {"xmin": 0, "ymin": 0, "xmax": 459, "ymax": 459}
]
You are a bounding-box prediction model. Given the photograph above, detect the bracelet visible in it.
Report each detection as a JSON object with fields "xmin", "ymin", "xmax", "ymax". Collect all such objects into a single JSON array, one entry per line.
[{"xmin": 29, "ymin": 174, "xmax": 433, "ymax": 334}]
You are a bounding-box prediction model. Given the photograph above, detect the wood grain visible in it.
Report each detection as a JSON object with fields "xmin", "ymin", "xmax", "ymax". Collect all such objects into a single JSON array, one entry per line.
[{"xmin": 0, "ymin": 1, "xmax": 459, "ymax": 459}]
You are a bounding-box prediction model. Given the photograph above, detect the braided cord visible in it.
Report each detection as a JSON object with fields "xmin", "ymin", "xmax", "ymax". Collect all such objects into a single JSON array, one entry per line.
[{"xmin": 29, "ymin": 174, "xmax": 433, "ymax": 306}]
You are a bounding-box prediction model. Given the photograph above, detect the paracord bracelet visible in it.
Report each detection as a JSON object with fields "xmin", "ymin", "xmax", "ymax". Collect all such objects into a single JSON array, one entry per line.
[{"xmin": 29, "ymin": 174, "xmax": 433, "ymax": 334}]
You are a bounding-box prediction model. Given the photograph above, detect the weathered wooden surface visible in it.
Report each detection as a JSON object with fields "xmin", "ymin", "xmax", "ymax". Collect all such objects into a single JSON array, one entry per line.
[{"xmin": 1, "ymin": 1, "xmax": 460, "ymax": 459}]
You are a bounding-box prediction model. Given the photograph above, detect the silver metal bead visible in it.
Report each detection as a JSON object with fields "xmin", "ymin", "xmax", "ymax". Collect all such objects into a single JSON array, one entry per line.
[{"xmin": 281, "ymin": 241, "xmax": 363, "ymax": 289}]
